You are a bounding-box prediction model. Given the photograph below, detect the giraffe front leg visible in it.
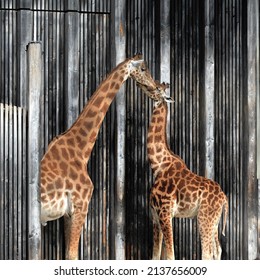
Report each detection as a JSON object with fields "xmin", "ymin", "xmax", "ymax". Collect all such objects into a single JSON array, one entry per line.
[
  {"xmin": 159, "ymin": 215, "xmax": 175, "ymax": 260},
  {"xmin": 64, "ymin": 182, "xmax": 93, "ymax": 260}
]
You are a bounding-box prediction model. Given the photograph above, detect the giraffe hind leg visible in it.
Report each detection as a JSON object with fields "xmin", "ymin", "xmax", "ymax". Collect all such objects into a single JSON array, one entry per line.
[
  {"xmin": 212, "ymin": 210, "xmax": 225, "ymax": 260},
  {"xmin": 200, "ymin": 234, "xmax": 213, "ymax": 260},
  {"xmin": 151, "ymin": 209, "xmax": 163, "ymax": 259},
  {"xmin": 198, "ymin": 207, "xmax": 225, "ymax": 260},
  {"xmin": 64, "ymin": 187, "xmax": 93, "ymax": 260},
  {"xmin": 64, "ymin": 207, "xmax": 87, "ymax": 260},
  {"xmin": 213, "ymin": 229, "xmax": 222, "ymax": 260}
]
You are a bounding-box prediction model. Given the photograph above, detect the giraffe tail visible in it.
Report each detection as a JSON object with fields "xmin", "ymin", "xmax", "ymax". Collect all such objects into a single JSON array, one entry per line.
[
  {"xmin": 219, "ymin": 196, "xmax": 228, "ymax": 259},
  {"xmin": 221, "ymin": 196, "xmax": 229, "ymax": 236}
]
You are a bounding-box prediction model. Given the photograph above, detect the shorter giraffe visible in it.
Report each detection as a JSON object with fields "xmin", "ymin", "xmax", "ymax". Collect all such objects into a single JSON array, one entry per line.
[{"xmin": 138, "ymin": 82, "xmax": 228, "ymax": 260}]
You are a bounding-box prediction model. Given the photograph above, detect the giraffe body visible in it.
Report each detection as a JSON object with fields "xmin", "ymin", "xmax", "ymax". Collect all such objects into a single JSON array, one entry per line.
[
  {"xmin": 139, "ymin": 82, "xmax": 228, "ymax": 260},
  {"xmin": 40, "ymin": 55, "xmax": 157, "ymax": 260}
]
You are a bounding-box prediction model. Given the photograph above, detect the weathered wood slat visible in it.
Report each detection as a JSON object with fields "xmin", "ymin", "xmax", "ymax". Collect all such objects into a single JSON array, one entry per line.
[
  {"xmin": 27, "ymin": 42, "xmax": 43, "ymax": 260},
  {"xmin": 113, "ymin": 0, "xmax": 127, "ymax": 260},
  {"xmin": 0, "ymin": 104, "xmax": 28, "ymax": 259},
  {"xmin": 245, "ymin": 0, "xmax": 259, "ymax": 260},
  {"xmin": 0, "ymin": 103, "xmax": 4, "ymax": 259}
]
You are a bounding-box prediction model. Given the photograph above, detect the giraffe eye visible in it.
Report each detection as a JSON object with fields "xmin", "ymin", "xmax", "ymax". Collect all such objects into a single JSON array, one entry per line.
[{"xmin": 141, "ymin": 67, "xmax": 146, "ymax": 71}]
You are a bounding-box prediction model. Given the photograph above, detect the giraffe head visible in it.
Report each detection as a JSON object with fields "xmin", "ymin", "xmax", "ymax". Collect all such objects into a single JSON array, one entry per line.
[
  {"xmin": 127, "ymin": 54, "xmax": 158, "ymax": 91},
  {"xmin": 137, "ymin": 80, "xmax": 174, "ymax": 106}
]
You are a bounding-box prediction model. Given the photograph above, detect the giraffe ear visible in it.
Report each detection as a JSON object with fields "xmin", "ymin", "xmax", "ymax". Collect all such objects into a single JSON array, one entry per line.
[
  {"xmin": 133, "ymin": 53, "xmax": 143, "ymax": 60},
  {"xmin": 162, "ymin": 82, "xmax": 170, "ymax": 89},
  {"xmin": 131, "ymin": 59, "xmax": 144, "ymax": 68}
]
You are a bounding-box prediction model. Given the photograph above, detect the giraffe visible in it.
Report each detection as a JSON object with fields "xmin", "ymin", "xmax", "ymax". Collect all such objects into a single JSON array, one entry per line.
[
  {"xmin": 138, "ymin": 81, "xmax": 228, "ymax": 260},
  {"xmin": 40, "ymin": 54, "xmax": 157, "ymax": 260}
]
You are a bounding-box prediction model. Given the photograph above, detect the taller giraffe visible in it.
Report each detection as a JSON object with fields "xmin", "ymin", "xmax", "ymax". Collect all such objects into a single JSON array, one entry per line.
[
  {"xmin": 40, "ymin": 55, "xmax": 157, "ymax": 260},
  {"xmin": 138, "ymin": 82, "xmax": 228, "ymax": 260}
]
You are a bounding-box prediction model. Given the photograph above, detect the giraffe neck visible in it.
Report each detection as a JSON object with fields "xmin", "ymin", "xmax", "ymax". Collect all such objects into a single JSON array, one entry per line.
[
  {"xmin": 65, "ymin": 59, "xmax": 131, "ymax": 164},
  {"xmin": 147, "ymin": 102, "xmax": 181, "ymax": 174}
]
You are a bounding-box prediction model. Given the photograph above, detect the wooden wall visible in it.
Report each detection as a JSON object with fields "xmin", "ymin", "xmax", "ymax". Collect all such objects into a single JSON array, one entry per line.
[{"xmin": 0, "ymin": 0, "xmax": 259, "ymax": 259}]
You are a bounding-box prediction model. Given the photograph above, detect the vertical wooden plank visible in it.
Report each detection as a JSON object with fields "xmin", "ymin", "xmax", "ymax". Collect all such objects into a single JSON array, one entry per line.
[
  {"xmin": 22, "ymin": 106, "xmax": 28, "ymax": 259},
  {"xmin": 17, "ymin": 0, "xmax": 32, "ymax": 108},
  {"xmin": 13, "ymin": 106, "xmax": 18, "ymax": 259},
  {"xmin": 0, "ymin": 11, "xmax": 3, "ymax": 104},
  {"xmin": 17, "ymin": 106, "xmax": 23, "ymax": 259},
  {"xmin": 160, "ymin": 0, "xmax": 171, "ymax": 141},
  {"xmin": 4, "ymin": 102, "xmax": 9, "ymax": 258},
  {"xmin": 257, "ymin": 2, "xmax": 260, "ymax": 258},
  {"xmin": 17, "ymin": 0, "xmax": 31, "ymax": 9},
  {"xmin": 203, "ymin": 0, "xmax": 215, "ymax": 180},
  {"xmin": 111, "ymin": 0, "xmax": 126, "ymax": 260},
  {"xmin": 256, "ymin": 2, "xmax": 260, "ymax": 182},
  {"xmin": 4, "ymin": 8, "xmax": 10, "ymax": 105},
  {"xmin": 7, "ymin": 48, "xmax": 13, "ymax": 260},
  {"xmin": 65, "ymin": 0, "xmax": 79, "ymax": 10},
  {"xmin": 256, "ymin": 105, "xmax": 260, "ymax": 177},
  {"xmin": 0, "ymin": 103, "xmax": 4, "ymax": 259},
  {"xmin": 27, "ymin": 42, "xmax": 43, "ymax": 260},
  {"xmin": 258, "ymin": 180, "xmax": 260, "ymax": 259},
  {"xmin": 64, "ymin": 0, "xmax": 80, "ymax": 128},
  {"xmin": 12, "ymin": 9, "xmax": 17, "ymax": 105},
  {"xmin": 244, "ymin": 0, "xmax": 259, "ymax": 260},
  {"xmin": 231, "ymin": 0, "xmax": 240, "ymax": 259},
  {"xmin": 8, "ymin": 105, "xmax": 14, "ymax": 259}
]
